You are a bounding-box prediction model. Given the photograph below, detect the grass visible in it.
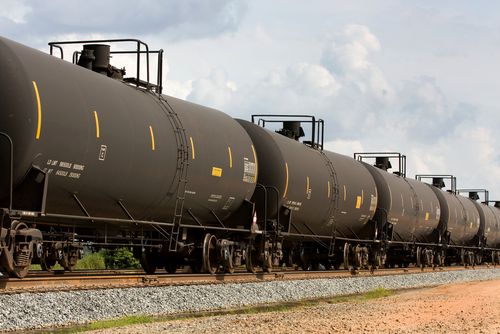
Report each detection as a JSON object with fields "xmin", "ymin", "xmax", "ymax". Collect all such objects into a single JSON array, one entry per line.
[
  {"xmin": 362, "ymin": 287, "xmax": 393, "ymax": 300},
  {"xmin": 42, "ymin": 287, "xmax": 394, "ymax": 333},
  {"xmin": 83, "ymin": 315, "xmax": 154, "ymax": 331}
]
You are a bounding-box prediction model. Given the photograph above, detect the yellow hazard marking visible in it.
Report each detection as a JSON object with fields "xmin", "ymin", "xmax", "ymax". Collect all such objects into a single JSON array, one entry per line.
[
  {"xmin": 228, "ymin": 146, "xmax": 233, "ymax": 168},
  {"xmin": 343, "ymin": 185, "xmax": 347, "ymax": 201},
  {"xmin": 149, "ymin": 126, "xmax": 155, "ymax": 151},
  {"xmin": 355, "ymin": 196, "xmax": 362, "ymax": 209},
  {"xmin": 327, "ymin": 180, "xmax": 331, "ymax": 198},
  {"xmin": 93, "ymin": 111, "xmax": 100, "ymax": 138},
  {"xmin": 283, "ymin": 162, "xmax": 289, "ymax": 198},
  {"xmin": 251, "ymin": 144, "xmax": 258, "ymax": 182},
  {"xmin": 32, "ymin": 81, "xmax": 42, "ymax": 140},
  {"xmin": 425, "ymin": 212, "xmax": 429, "ymax": 221},
  {"xmin": 306, "ymin": 176, "xmax": 310, "ymax": 194},
  {"xmin": 212, "ymin": 167, "xmax": 222, "ymax": 177},
  {"xmin": 190, "ymin": 136, "xmax": 195, "ymax": 159}
]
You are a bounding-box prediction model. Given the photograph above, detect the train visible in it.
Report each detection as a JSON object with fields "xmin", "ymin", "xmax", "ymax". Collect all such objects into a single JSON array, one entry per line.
[{"xmin": 0, "ymin": 36, "xmax": 499, "ymax": 278}]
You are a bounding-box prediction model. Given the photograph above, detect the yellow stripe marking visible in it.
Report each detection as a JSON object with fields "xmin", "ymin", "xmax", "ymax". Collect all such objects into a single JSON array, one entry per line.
[
  {"xmin": 306, "ymin": 176, "xmax": 310, "ymax": 194},
  {"xmin": 343, "ymin": 185, "xmax": 347, "ymax": 201},
  {"xmin": 283, "ymin": 162, "xmax": 289, "ymax": 198},
  {"xmin": 32, "ymin": 81, "xmax": 42, "ymax": 140},
  {"xmin": 327, "ymin": 181, "xmax": 331, "ymax": 198},
  {"xmin": 356, "ymin": 196, "xmax": 362, "ymax": 209},
  {"xmin": 149, "ymin": 126, "xmax": 155, "ymax": 151},
  {"xmin": 93, "ymin": 111, "xmax": 100, "ymax": 138},
  {"xmin": 228, "ymin": 146, "xmax": 233, "ymax": 168},
  {"xmin": 251, "ymin": 145, "xmax": 258, "ymax": 182},
  {"xmin": 190, "ymin": 136, "xmax": 196, "ymax": 159},
  {"xmin": 425, "ymin": 212, "xmax": 429, "ymax": 221}
]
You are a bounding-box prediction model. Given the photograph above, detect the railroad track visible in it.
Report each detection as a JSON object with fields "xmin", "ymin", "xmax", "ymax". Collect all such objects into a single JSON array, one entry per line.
[{"xmin": 0, "ymin": 265, "xmax": 492, "ymax": 294}]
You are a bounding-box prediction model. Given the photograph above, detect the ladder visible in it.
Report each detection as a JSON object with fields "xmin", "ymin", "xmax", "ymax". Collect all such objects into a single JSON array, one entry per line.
[
  {"xmin": 154, "ymin": 94, "xmax": 190, "ymax": 252},
  {"xmin": 319, "ymin": 151, "xmax": 340, "ymax": 256}
]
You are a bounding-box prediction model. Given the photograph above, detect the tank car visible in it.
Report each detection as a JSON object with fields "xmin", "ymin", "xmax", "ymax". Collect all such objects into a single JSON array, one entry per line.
[
  {"xmin": 0, "ymin": 36, "xmax": 258, "ymax": 277},
  {"xmin": 418, "ymin": 177, "xmax": 498, "ymax": 266},
  {"xmin": 237, "ymin": 116, "xmax": 380, "ymax": 270},
  {"xmin": 356, "ymin": 155, "xmax": 442, "ymax": 268}
]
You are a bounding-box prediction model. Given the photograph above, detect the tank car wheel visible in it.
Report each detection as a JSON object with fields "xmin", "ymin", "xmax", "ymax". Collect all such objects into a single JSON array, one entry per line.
[
  {"xmin": 165, "ymin": 262, "xmax": 178, "ymax": 274},
  {"xmin": 140, "ymin": 250, "xmax": 158, "ymax": 275},
  {"xmin": 492, "ymin": 251, "xmax": 500, "ymax": 266},
  {"xmin": 189, "ymin": 247, "xmax": 203, "ymax": 273},
  {"xmin": 263, "ymin": 252, "xmax": 273, "ymax": 273},
  {"xmin": 59, "ymin": 248, "xmax": 79, "ymax": 272},
  {"xmin": 245, "ymin": 243, "xmax": 258, "ymax": 273},
  {"xmin": 202, "ymin": 234, "xmax": 219, "ymax": 274},
  {"xmin": 223, "ymin": 245, "xmax": 235, "ymax": 274},
  {"xmin": 40, "ymin": 256, "xmax": 56, "ymax": 272},
  {"xmin": 343, "ymin": 243, "xmax": 351, "ymax": 270},
  {"xmin": 416, "ymin": 246, "xmax": 423, "ymax": 269},
  {"xmin": 2, "ymin": 222, "xmax": 36, "ymax": 279},
  {"xmin": 299, "ymin": 248, "xmax": 310, "ymax": 271},
  {"xmin": 475, "ymin": 253, "xmax": 482, "ymax": 266}
]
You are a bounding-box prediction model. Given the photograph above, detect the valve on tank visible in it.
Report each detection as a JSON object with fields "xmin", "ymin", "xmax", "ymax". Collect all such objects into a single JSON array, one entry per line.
[
  {"xmin": 469, "ymin": 191, "xmax": 480, "ymax": 201},
  {"xmin": 374, "ymin": 157, "xmax": 392, "ymax": 171},
  {"xmin": 277, "ymin": 121, "xmax": 305, "ymax": 141},
  {"xmin": 432, "ymin": 177, "xmax": 446, "ymax": 189},
  {"xmin": 77, "ymin": 44, "xmax": 126, "ymax": 79}
]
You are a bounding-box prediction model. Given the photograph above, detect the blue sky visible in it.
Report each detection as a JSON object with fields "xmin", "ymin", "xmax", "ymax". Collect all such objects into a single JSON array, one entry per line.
[{"xmin": 1, "ymin": 0, "xmax": 499, "ymax": 200}]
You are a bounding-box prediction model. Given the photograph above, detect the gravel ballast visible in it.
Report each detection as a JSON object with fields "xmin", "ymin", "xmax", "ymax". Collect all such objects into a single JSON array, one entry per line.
[{"xmin": 1, "ymin": 268, "xmax": 500, "ymax": 332}]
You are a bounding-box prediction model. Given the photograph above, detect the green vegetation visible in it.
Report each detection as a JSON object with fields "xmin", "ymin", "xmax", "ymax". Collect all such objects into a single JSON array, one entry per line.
[
  {"xmin": 82, "ymin": 315, "xmax": 155, "ymax": 331},
  {"xmin": 76, "ymin": 251, "xmax": 106, "ymax": 269},
  {"xmin": 31, "ymin": 247, "xmax": 141, "ymax": 271},
  {"xmin": 102, "ymin": 247, "xmax": 141, "ymax": 269},
  {"xmin": 362, "ymin": 287, "xmax": 393, "ymax": 300}
]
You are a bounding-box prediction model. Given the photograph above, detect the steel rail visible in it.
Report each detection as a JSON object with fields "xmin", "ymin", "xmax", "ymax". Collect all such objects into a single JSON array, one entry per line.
[{"xmin": 0, "ymin": 265, "xmax": 492, "ymax": 294}]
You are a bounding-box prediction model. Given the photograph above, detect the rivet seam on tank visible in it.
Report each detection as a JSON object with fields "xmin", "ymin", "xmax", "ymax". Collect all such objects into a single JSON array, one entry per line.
[
  {"xmin": 32, "ymin": 81, "xmax": 42, "ymax": 140},
  {"xmin": 228, "ymin": 146, "xmax": 233, "ymax": 168},
  {"xmin": 190, "ymin": 137, "xmax": 196, "ymax": 160},
  {"xmin": 283, "ymin": 162, "xmax": 289, "ymax": 198},
  {"xmin": 212, "ymin": 167, "xmax": 222, "ymax": 177},
  {"xmin": 251, "ymin": 145, "xmax": 258, "ymax": 182},
  {"xmin": 149, "ymin": 126, "xmax": 155, "ymax": 151},
  {"xmin": 93, "ymin": 111, "xmax": 100, "ymax": 138}
]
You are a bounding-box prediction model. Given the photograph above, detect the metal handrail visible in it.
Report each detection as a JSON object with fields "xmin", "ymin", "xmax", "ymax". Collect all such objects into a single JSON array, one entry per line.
[
  {"xmin": 354, "ymin": 152, "xmax": 407, "ymax": 178},
  {"xmin": 416, "ymin": 174, "xmax": 457, "ymax": 194},
  {"xmin": 49, "ymin": 38, "xmax": 164, "ymax": 94},
  {"xmin": 251, "ymin": 114, "xmax": 324, "ymax": 150}
]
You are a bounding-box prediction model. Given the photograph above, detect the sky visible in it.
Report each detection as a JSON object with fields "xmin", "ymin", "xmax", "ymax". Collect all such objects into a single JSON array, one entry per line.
[{"xmin": 1, "ymin": 0, "xmax": 499, "ymax": 201}]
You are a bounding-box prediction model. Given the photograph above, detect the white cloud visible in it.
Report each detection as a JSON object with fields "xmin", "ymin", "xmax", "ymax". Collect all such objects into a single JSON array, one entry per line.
[
  {"xmin": 0, "ymin": 0, "xmax": 248, "ymax": 46},
  {"xmin": 0, "ymin": 0, "xmax": 31, "ymax": 24},
  {"xmin": 322, "ymin": 24, "xmax": 381, "ymax": 73},
  {"xmin": 186, "ymin": 69, "xmax": 237, "ymax": 110}
]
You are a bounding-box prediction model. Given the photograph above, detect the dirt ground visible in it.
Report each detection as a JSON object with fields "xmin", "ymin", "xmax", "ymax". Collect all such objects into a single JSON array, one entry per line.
[{"xmin": 86, "ymin": 279, "xmax": 500, "ymax": 333}]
